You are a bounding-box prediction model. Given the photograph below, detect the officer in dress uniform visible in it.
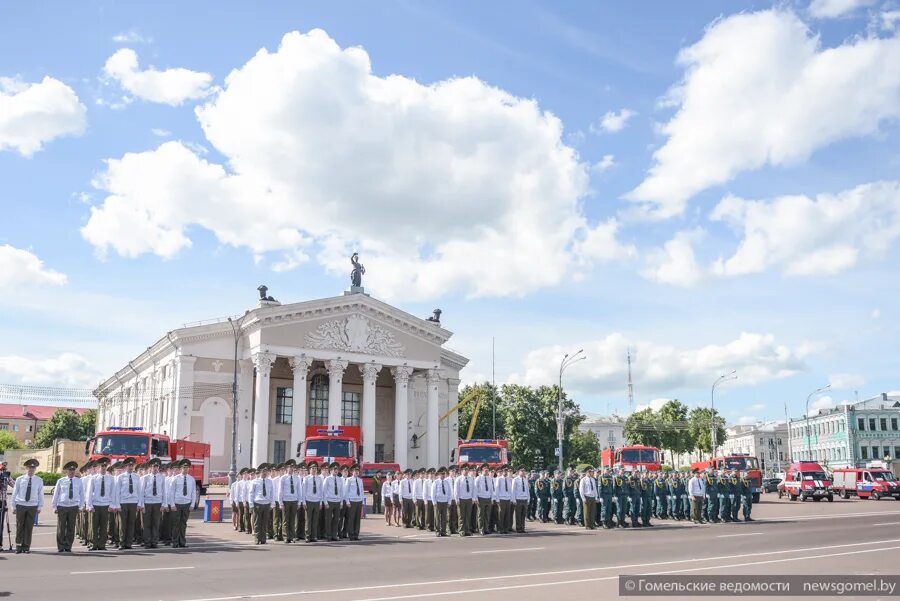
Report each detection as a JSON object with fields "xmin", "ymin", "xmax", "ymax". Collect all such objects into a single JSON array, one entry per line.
[
  {"xmin": 115, "ymin": 457, "xmax": 142, "ymax": 549},
  {"xmin": 536, "ymin": 471, "xmax": 551, "ymax": 522},
  {"xmin": 371, "ymin": 471, "xmax": 383, "ymax": 515},
  {"xmin": 668, "ymin": 472, "xmax": 683, "ymax": 519},
  {"xmin": 75, "ymin": 461, "xmax": 91, "ymax": 546},
  {"xmin": 628, "ymin": 471, "xmax": 641, "ymax": 527},
  {"xmin": 705, "ymin": 470, "xmax": 719, "ymax": 523},
  {"xmin": 598, "ymin": 467, "xmax": 614, "ymax": 529},
  {"xmin": 278, "ymin": 460, "xmax": 302, "ymax": 543},
  {"xmin": 453, "ymin": 464, "xmax": 475, "ymax": 536},
  {"xmin": 106, "ymin": 462, "xmax": 121, "ymax": 548},
  {"xmin": 578, "ymin": 467, "xmax": 598, "ymax": 530},
  {"xmin": 718, "ymin": 470, "xmax": 733, "ymax": 523},
  {"xmin": 431, "ymin": 466, "xmax": 451, "ymax": 537},
  {"xmin": 511, "ymin": 466, "xmax": 530, "ymax": 533},
  {"xmin": 424, "ymin": 468, "xmax": 436, "ymax": 532},
  {"xmin": 160, "ymin": 462, "xmax": 175, "ymax": 544},
  {"xmin": 447, "ymin": 467, "xmax": 459, "ymax": 534},
  {"xmin": 11, "ymin": 458, "xmax": 43, "ymax": 553},
  {"xmin": 494, "ymin": 465, "xmax": 512, "ymax": 534},
  {"xmin": 639, "ymin": 472, "xmax": 654, "ymax": 527},
  {"xmin": 527, "ymin": 471, "xmax": 538, "ymax": 521},
  {"xmin": 390, "ymin": 470, "xmax": 402, "ymax": 527},
  {"xmin": 614, "ymin": 470, "xmax": 630, "ymax": 528},
  {"xmin": 303, "ymin": 462, "xmax": 325, "ymax": 542},
  {"xmin": 680, "ymin": 472, "xmax": 692, "ymax": 520},
  {"xmin": 140, "ymin": 458, "xmax": 166, "ymax": 548},
  {"xmin": 550, "ymin": 470, "xmax": 565, "ymax": 524},
  {"xmin": 474, "ymin": 464, "xmax": 495, "ymax": 535},
  {"xmin": 168, "ymin": 459, "xmax": 196, "ymax": 548},
  {"xmin": 654, "ymin": 472, "xmax": 668, "ymax": 520},
  {"xmin": 249, "ymin": 463, "xmax": 274, "ymax": 544},
  {"xmin": 740, "ymin": 471, "xmax": 754, "ymax": 521},
  {"xmin": 323, "ymin": 462, "xmax": 344, "ymax": 541},
  {"xmin": 729, "ymin": 470, "xmax": 742, "ymax": 522},
  {"xmin": 563, "ymin": 468, "xmax": 578, "ymax": 525},
  {"xmin": 296, "ymin": 463, "xmax": 308, "ymax": 537},
  {"xmin": 52, "ymin": 460, "xmax": 83, "ymax": 552},
  {"xmin": 338, "ymin": 464, "xmax": 351, "ymax": 539},
  {"xmin": 342, "ymin": 464, "xmax": 365, "ymax": 541},
  {"xmin": 85, "ymin": 458, "xmax": 115, "ymax": 550}
]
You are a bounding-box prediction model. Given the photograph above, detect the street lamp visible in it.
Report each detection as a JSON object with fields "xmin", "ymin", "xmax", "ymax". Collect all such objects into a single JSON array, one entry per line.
[
  {"xmin": 805, "ymin": 384, "xmax": 831, "ymax": 462},
  {"xmin": 711, "ymin": 371, "xmax": 737, "ymax": 457},
  {"xmin": 227, "ymin": 310, "xmax": 250, "ymax": 486},
  {"xmin": 558, "ymin": 350, "xmax": 586, "ymax": 472}
]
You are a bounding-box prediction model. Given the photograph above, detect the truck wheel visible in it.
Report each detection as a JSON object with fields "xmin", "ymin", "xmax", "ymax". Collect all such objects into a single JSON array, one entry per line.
[
  {"xmin": 812, "ymin": 496, "xmax": 820, "ymax": 502},
  {"xmin": 871, "ymin": 491, "xmax": 880, "ymax": 501},
  {"xmin": 752, "ymin": 493, "xmax": 760, "ymax": 504},
  {"xmin": 826, "ymin": 495, "xmax": 833, "ymax": 502},
  {"xmin": 789, "ymin": 494, "xmax": 797, "ymax": 501},
  {"xmin": 840, "ymin": 490, "xmax": 850, "ymax": 499}
]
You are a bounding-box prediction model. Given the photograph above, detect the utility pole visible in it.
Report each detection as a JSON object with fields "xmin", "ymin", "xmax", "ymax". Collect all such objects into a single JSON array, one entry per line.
[
  {"xmin": 491, "ymin": 337, "xmax": 496, "ymax": 441},
  {"xmin": 558, "ymin": 350, "xmax": 586, "ymax": 472},
  {"xmin": 711, "ymin": 371, "xmax": 737, "ymax": 458},
  {"xmin": 626, "ymin": 348, "xmax": 634, "ymax": 415}
]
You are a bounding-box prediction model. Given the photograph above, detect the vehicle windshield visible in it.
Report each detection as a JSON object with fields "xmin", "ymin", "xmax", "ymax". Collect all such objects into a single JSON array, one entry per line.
[
  {"xmin": 871, "ymin": 471, "xmax": 897, "ymax": 481},
  {"xmin": 722, "ymin": 457, "xmax": 759, "ymax": 470},
  {"xmin": 305, "ymin": 439, "xmax": 352, "ymax": 458},
  {"xmin": 620, "ymin": 449, "xmax": 660, "ymax": 463},
  {"xmin": 93, "ymin": 434, "xmax": 149, "ymax": 456},
  {"xmin": 801, "ymin": 471, "xmax": 828, "ymax": 480},
  {"xmin": 459, "ymin": 446, "xmax": 501, "ymax": 463}
]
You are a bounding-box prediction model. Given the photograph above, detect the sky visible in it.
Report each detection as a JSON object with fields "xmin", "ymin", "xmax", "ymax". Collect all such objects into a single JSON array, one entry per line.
[{"xmin": 1, "ymin": 0, "xmax": 899, "ymax": 425}]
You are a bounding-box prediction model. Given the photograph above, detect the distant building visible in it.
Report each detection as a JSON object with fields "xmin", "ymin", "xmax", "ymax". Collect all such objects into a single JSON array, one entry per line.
[
  {"xmin": 0, "ymin": 403, "xmax": 91, "ymax": 447},
  {"xmin": 722, "ymin": 421, "xmax": 789, "ymax": 474},
  {"xmin": 789, "ymin": 392, "xmax": 900, "ymax": 469},
  {"xmin": 580, "ymin": 414, "xmax": 625, "ymax": 450}
]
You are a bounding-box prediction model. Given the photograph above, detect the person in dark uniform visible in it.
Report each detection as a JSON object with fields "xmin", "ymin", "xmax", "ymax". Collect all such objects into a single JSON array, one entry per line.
[
  {"xmin": 640, "ymin": 472, "xmax": 654, "ymax": 527},
  {"xmin": 628, "ymin": 472, "xmax": 642, "ymax": 527},
  {"xmin": 598, "ymin": 467, "xmax": 615, "ymax": 529},
  {"xmin": 432, "ymin": 467, "xmax": 451, "ymax": 536},
  {"xmin": 550, "ymin": 470, "xmax": 564, "ymax": 524},
  {"xmin": 654, "ymin": 472, "xmax": 668, "ymax": 520},
  {"xmin": 527, "ymin": 471, "xmax": 538, "ymax": 521},
  {"xmin": 563, "ymin": 468, "xmax": 578, "ymax": 525},
  {"xmin": 705, "ymin": 470, "xmax": 719, "ymax": 523},
  {"xmin": 718, "ymin": 470, "xmax": 733, "ymax": 523},
  {"xmin": 740, "ymin": 470, "xmax": 754, "ymax": 521},
  {"xmin": 371, "ymin": 470, "xmax": 383, "ymax": 515},
  {"xmin": 614, "ymin": 469, "xmax": 630, "ymax": 528}
]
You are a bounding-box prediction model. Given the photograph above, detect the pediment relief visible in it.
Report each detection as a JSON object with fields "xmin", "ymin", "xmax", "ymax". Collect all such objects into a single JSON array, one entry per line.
[{"xmin": 305, "ymin": 314, "xmax": 405, "ymax": 358}]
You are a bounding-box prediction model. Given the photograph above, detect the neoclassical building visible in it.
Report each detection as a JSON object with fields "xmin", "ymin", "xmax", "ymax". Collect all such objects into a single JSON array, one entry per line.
[{"xmin": 94, "ymin": 287, "xmax": 468, "ymax": 473}]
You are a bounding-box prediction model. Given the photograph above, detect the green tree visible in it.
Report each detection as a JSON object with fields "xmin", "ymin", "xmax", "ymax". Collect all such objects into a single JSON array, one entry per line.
[
  {"xmin": 0, "ymin": 430, "xmax": 23, "ymax": 453},
  {"xmin": 688, "ymin": 407, "xmax": 727, "ymax": 458},
  {"xmin": 498, "ymin": 384, "xmax": 584, "ymax": 470},
  {"xmin": 658, "ymin": 399, "xmax": 691, "ymax": 466},
  {"xmin": 33, "ymin": 409, "xmax": 90, "ymax": 448},
  {"xmin": 568, "ymin": 428, "xmax": 601, "ymax": 466},
  {"xmin": 457, "ymin": 383, "xmax": 505, "ymax": 441},
  {"xmin": 78, "ymin": 409, "xmax": 97, "ymax": 438},
  {"xmin": 624, "ymin": 407, "xmax": 662, "ymax": 448}
]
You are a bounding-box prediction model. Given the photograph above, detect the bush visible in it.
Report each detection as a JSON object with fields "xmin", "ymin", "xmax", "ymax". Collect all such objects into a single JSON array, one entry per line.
[{"xmin": 11, "ymin": 471, "xmax": 62, "ymax": 486}]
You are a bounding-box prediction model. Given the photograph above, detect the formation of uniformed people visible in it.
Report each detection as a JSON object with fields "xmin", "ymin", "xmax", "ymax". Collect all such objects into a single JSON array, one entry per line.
[{"xmin": 227, "ymin": 459, "xmax": 367, "ymax": 543}]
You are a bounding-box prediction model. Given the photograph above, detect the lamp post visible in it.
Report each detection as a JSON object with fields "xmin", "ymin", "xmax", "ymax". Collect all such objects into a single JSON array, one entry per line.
[
  {"xmin": 558, "ymin": 350, "xmax": 586, "ymax": 472},
  {"xmin": 805, "ymin": 384, "xmax": 831, "ymax": 462},
  {"xmin": 227, "ymin": 310, "xmax": 250, "ymax": 486},
  {"xmin": 710, "ymin": 371, "xmax": 737, "ymax": 457}
]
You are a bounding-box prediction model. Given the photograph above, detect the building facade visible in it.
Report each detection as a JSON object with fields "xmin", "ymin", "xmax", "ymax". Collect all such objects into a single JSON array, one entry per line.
[
  {"xmin": 721, "ymin": 421, "xmax": 789, "ymax": 475},
  {"xmin": 0, "ymin": 404, "xmax": 90, "ymax": 447},
  {"xmin": 789, "ymin": 393, "xmax": 900, "ymax": 469},
  {"xmin": 580, "ymin": 415, "xmax": 625, "ymax": 450},
  {"xmin": 94, "ymin": 290, "xmax": 468, "ymax": 473}
]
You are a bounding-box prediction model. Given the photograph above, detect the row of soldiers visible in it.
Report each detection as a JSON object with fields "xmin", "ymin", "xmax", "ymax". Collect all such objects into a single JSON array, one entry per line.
[
  {"xmin": 227, "ymin": 459, "xmax": 366, "ymax": 544},
  {"xmin": 8, "ymin": 456, "xmax": 196, "ymax": 554}
]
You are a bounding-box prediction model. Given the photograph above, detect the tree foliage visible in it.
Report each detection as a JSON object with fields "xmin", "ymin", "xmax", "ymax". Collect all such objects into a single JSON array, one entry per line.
[
  {"xmin": 457, "ymin": 383, "xmax": 504, "ymax": 441},
  {"xmin": 688, "ymin": 406, "xmax": 727, "ymax": 456},
  {"xmin": 498, "ymin": 384, "xmax": 584, "ymax": 470},
  {"xmin": 568, "ymin": 428, "xmax": 601, "ymax": 466},
  {"xmin": 33, "ymin": 409, "xmax": 95, "ymax": 448},
  {"xmin": 624, "ymin": 401, "xmax": 727, "ymax": 462},
  {"xmin": 624, "ymin": 408, "xmax": 662, "ymax": 448},
  {"xmin": 0, "ymin": 430, "xmax": 23, "ymax": 453}
]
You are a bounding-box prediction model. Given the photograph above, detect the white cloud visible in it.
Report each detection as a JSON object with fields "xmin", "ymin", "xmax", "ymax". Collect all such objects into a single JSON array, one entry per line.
[
  {"xmin": 112, "ymin": 29, "xmax": 152, "ymax": 44},
  {"xmin": 103, "ymin": 48, "xmax": 212, "ymax": 106},
  {"xmin": 711, "ymin": 181, "xmax": 900, "ymax": 277},
  {"xmin": 0, "ymin": 352, "xmax": 102, "ymax": 387},
  {"xmin": 0, "ymin": 245, "xmax": 67, "ymax": 289},
  {"xmin": 83, "ymin": 29, "xmax": 634, "ymax": 300},
  {"xmin": 627, "ymin": 10, "xmax": 900, "ymax": 219},
  {"xmin": 513, "ymin": 331, "xmax": 809, "ymax": 395},
  {"xmin": 810, "ymin": 395, "xmax": 836, "ymax": 412},
  {"xmin": 829, "ymin": 373, "xmax": 866, "ymax": 389},
  {"xmin": 749, "ymin": 403, "xmax": 766, "ymax": 411},
  {"xmin": 0, "ymin": 76, "xmax": 86, "ymax": 156},
  {"xmin": 736, "ymin": 416, "xmax": 759, "ymax": 425},
  {"xmin": 592, "ymin": 108, "xmax": 636, "ymax": 133},
  {"xmin": 872, "ymin": 308, "xmax": 881, "ymax": 319},
  {"xmin": 150, "ymin": 128, "xmax": 171, "ymax": 137},
  {"xmin": 809, "ymin": 0, "xmax": 875, "ymax": 19},
  {"xmin": 641, "ymin": 229, "xmax": 705, "ymax": 287},
  {"xmin": 591, "ymin": 154, "xmax": 616, "ymax": 173},
  {"xmin": 883, "ymin": 10, "xmax": 900, "ymax": 31},
  {"xmin": 635, "ymin": 398, "xmax": 671, "ymax": 412},
  {"xmin": 574, "ymin": 218, "xmax": 636, "ymax": 263}
]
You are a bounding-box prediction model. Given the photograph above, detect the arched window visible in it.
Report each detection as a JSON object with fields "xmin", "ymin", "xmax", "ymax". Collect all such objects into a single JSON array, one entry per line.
[{"xmin": 308, "ymin": 374, "xmax": 329, "ymax": 426}]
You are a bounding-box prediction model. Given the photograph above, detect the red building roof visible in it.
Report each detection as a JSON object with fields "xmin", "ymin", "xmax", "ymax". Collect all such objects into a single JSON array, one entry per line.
[{"xmin": 0, "ymin": 403, "xmax": 90, "ymax": 421}]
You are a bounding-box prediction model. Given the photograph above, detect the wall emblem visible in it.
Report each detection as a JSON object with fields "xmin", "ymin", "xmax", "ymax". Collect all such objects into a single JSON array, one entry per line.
[
  {"xmin": 211, "ymin": 360, "xmax": 223, "ymax": 373},
  {"xmin": 305, "ymin": 314, "xmax": 405, "ymax": 357}
]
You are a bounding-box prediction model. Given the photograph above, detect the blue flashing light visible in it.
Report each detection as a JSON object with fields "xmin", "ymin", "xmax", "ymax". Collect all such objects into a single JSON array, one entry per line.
[
  {"xmin": 316, "ymin": 429, "xmax": 345, "ymax": 436},
  {"xmin": 108, "ymin": 427, "xmax": 144, "ymax": 431},
  {"xmin": 464, "ymin": 439, "xmax": 498, "ymax": 444}
]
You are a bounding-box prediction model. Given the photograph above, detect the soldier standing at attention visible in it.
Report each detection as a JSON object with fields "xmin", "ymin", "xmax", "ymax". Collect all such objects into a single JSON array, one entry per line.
[
  {"xmin": 338, "ymin": 465, "xmax": 351, "ymax": 539},
  {"xmin": 140, "ymin": 458, "xmax": 165, "ymax": 548},
  {"xmin": 680, "ymin": 472, "xmax": 692, "ymax": 520},
  {"xmin": 668, "ymin": 472, "xmax": 682, "ymax": 520},
  {"xmin": 424, "ymin": 468, "xmax": 436, "ymax": 532},
  {"xmin": 550, "ymin": 470, "xmax": 564, "ymax": 524},
  {"xmin": 249, "ymin": 464, "xmax": 274, "ymax": 544},
  {"xmin": 453, "ymin": 464, "xmax": 475, "ymax": 536},
  {"xmin": 718, "ymin": 470, "xmax": 733, "ymax": 523},
  {"xmin": 107, "ymin": 462, "xmax": 121, "ymax": 548},
  {"xmin": 740, "ymin": 471, "xmax": 754, "ymax": 521},
  {"xmin": 323, "ymin": 463, "xmax": 344, "ymax": 541},
  {"xmin": 11, "ymin": 459, "xmax": 43, "ymax": 553},
  {"xmin": 705, "ymin": 470, "xmax": 719, "ymax": 523},
  {"xmin": 168, "ymin": 459, "xmax": 195, "ymax": 548},
  {"xmin": 399, "ymin": 469, "xmax": 415, "ymax": 528},
  {"xmin": 639, "ymin": 472, "xmax": 654, "ymax": 527},
  {"xmin": 52, "ymin": 460, "xmax": 83, "ymax": 552},
  {"xmin": 431, "ymin": 467, "xmax": 451, "ymax": 537},
  {"xmin": 278, "ymin": 460, "xmax": 302, "ymax": 543},
  {"xmin": 536, "ymin": 471, "xmax": 551, "ymax": 522},
  {"xmin": 114, "ymin": 457, "xmax": 142, "ymax": 549},
  {"xmin": 614, "ymin": 470, "xmax": 629, "ymax": 528},
  {"xmin": 628, "ymin": 471, "xmax": 642, "ymax": 527},
  {"xmin": 271, "ymin": 464, "xmax": 284, "ymax": 541},
  {"xmin": 527, "ymin": 471, "xmax": 538, "ymax": 521},
  {"xmin": 578, "ymin": 467, "xmax": 598, "ymax": 530},
  {"xmin": 654, "ymin": 472, "xmax": 668, "ymax": 520},
  {"xmin": 229, "ymin": 469, "xmax": 241, "ymax": 530},
  {"xmin": 412, "ymin": 470, "xmax": 426, "ymax": 529},
  {"xmin": 494, "ymin": 465, "xmax": 512, "ymax": 534},
  {"xmin": 511, "ymin": 466, "xmax": 530, "ymax": 533},
  {"xmin": 730, "ymin": 470, "xmax": 742, "ymax": 522},
  {"xmin": 390, "ymin": 470, "xmax": 402, "ymax": 527},
  {"xmin": 597, "ymin": 467, "xmax": 614, "ymax": 529},
  {"xmin": 160, "ymin": 462, "xmax": 175, "ymax": 544},
  {"xmin": 342, "ymin": 464, "xmax": 365, "ymax": 541},
  {"xmin": 381, "ymin": 472, "xmax": 394, "ymax": 526},
  {"xmin": 371, "ymin": 471, "xmax": 383, "ymax": 515},
  {"xmin": 447, "ymin": 467, "xmax": 459, "ymax": 534},
  {"xmin": 563, "ymin": 468, "xmax": 577, "ymax": 525},
  {"xmin": 303, "ymin": 462, "xmax": 324, "ymax": 542},
  {"xmin": 86, "ymin": 459, "xmax": 115, "ymax": 550},
  {"xmin": 474, "ymin": 464, "xmax": 495, "ymax": 535}
]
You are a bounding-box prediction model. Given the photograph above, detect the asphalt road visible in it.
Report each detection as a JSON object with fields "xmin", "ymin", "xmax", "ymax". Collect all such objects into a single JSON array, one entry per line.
[{"xmin": 3, "ymin": 494, "xmax": 900, "ymax": 600}]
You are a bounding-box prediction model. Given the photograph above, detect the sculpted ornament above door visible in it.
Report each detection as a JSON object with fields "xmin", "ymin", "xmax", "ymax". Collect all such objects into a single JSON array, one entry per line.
[{"xmin": 305, "ymin": 314, "xmax": 405, "ymax": 358}]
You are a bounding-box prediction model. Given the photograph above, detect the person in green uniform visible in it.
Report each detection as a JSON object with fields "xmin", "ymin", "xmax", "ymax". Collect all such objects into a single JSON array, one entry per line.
[
  {"xmin": 730, "ymin": 470, "xmax": 741, "ymax": 522},
  {"xmin": 654, "ymin": 472, "xmax": 668, "ymax": 519},
  {"xmin": 614, "ymin": 469, "xmax": 631, "ymax": 528},
  {"xmin": 681, "ymin": 472, "xmax": 692, "ymax": 520},
  {"xmin": 527, "ymin": 471, "xmax": 538, "ymax": 521},
  {"xmin": 718, "ymin": 470, "xmax": 733, "ymax": 523},
  {"xmin": 535, "ymin": 471, "xmax": 550, "ymax": 522},
  {"xmin": 705, "ymin": 469, "xmax": 719, "ymax": 523},
  {"xmin": 598, "ymin": 467, "xmax": 614, "ymax": 529},
  {"xmin": 740, "ymin": 470, "xmax": 754, "ymax": 521},
  {"xmin": 563, "ymin": 468, "xmax": 578, "ymax": 525},
  {"xmin": 551, "ymin": 470, "xmax": 565, "ymax": 524},
  {"xmin": 640, "ymin": 472, "xmax": 654, "ymax": 527},
  {"xmin": 371, "ymin": 471, "xmax": 383, "ymax": 515},
  {"xmin": 628, "ymin": 471, "xmax": 642, "ymax": 527}
]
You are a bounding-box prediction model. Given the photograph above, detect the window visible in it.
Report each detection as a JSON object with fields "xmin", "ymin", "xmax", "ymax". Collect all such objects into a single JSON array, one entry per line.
[
  {"xmin": 341, "ymin": 391, "xmax": 361, "ymax": 426},
  {"xmin": 275, "ymin": 387, "xmax": 293, "ymax": 425},
  {"xmin": 375, "ymin": 443, "xmax": 385, "ymax": 463},
  {"xmin": 881, "ymin": 418, "xmax": 888, "ymax": 431},
  {"xmin": 884, "ymin": 446, "xmax": 891, "ymax": 460},
  {"xmin": 779, "ymin": 452, "xmax": 784, "ymax": 461},
  {"xmin": 861, "ymin": 446, "xmax": 869, "ymax": 459},
  {"xmin": 0, "ymin": 423, "xmax": 8, "ymax": 431},
  {"xmin": 858, "ymin": 418, "xmax": 866, "ymax": 431},
  {"xmin": 11, "ymin": 424, "xmax": 18, "ymax": 432},
  {"xmin": 892, "ymin": 418, "xmax": 898, "ymax": 431},
  {"xmin": 894, "ymin": 446, "xmax": 900, "ymax": 460},
  {"xmin": 872, "ymin": 446, "xmax": 880, "ymax": 459},
  {"xmin": 273, "ymin": 440, "xmax": 286, "ymax": 464},
  {"xmin": 308, "ymin": 374, "xmax": 328, "ymax": 426},
  {"xmin": 869, "ymin": 418, "xmax": 877, "ymax": 431}
]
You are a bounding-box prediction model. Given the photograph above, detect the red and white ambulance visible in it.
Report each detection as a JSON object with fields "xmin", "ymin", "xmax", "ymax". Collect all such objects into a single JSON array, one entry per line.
[{"xmin": 777, "ymin": 461, "xmax": 833, "ymax": 502}]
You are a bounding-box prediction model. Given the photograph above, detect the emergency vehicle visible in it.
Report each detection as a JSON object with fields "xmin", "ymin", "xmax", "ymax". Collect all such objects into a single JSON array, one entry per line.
[
  {"xmin": 777, "ymin": 461, "xmax": 833, "ymax": 502},
  {"xmin": 832, "ymin": 463, "xmax": 900, "ymax": 500},
  {"xmin": 601, "ymin": 444, "xmax": 662, "ymax": 472},
  {"xmin": 691, "ymin": 453, "xmax": 763, "ymax": 502},
  {"xmin": 452, "ymin": 439, "xmax": 510, "ymax": 469},
  {"xmin": 86, "ymin": 427, "xmax": 211, "ymax": 505},
  {"xmin": 299, "ymin": 425, "xmax": 361, "ymax": 468}
]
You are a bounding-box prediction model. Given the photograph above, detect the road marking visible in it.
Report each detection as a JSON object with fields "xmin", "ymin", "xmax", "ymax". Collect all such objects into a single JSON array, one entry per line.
[
  {"xmin": 755, "ymin": 509, "xmax": 900, "ymax": 522},
  {"xmin": 471, "ymin": 546, "xmax": 545, "ymax": 554},
  {"xmin": 72, "ymin": 566, "xmax": 195, "ymax": 575},
  {"xmin": 164, "ymin": 537, "xmax": 900, "ymax": 601},
  {"xmin": 350, "ymin": 544, "xmax": 900, "ymax": 601},
  {"xmin": 874, "ymin": 521, "xmax": 900, "ymax": 526},
  {"xmin": 716, "ymin": 532, "xmax": 763, "ymax": 538}
]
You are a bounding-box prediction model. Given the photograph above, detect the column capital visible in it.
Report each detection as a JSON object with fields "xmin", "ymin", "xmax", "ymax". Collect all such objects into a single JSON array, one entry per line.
[
  {"xmin": 326, "ymin": 359, "xmax": 349, "ymax": 377},
  {"xmin": 289, "ymin": 355, "xmax": 313, "ymax": 374},
  {"xmin": 391, "ymin": 365, "xmax": 414, "ymax": 385},
  {"xmin": 426, "ymin": 368, "xmax": 441, "ymax": 385},
  {"xmin": 359, "ymin": 363, "xmax": 383, "ymax": 382},
  {"xmin": 253, "ymin": 351, "xmax": 276, "ymax": 375}
]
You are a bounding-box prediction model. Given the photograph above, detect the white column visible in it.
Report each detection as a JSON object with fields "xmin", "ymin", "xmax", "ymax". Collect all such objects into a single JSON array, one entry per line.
[
  {"xmin": 326, "ymin": 359, "xmax": 348, "ymax": 428},
  {"xmin": 360, "ymin": 363, "xmax": 382, "ymax": 463},
  {"xmin": 172, "ymin": 356, "xmax": 196, "ymax": 439},
  {"xmin": 392, "ymin": 366, "xmax": 413, "ymax": 469},
  {"xmin": 289, "ymin": 356, "xmax": 312, "ymax": 460},
  {"xmin": 252, "ymin": 352, "xmax": 275, "ymax": 466},
  {"xmin": 446, "ymin": 378, "xmax": 460, "ymax": 466},
  {"xmin": 237, "ymin": 359, "xmax": 254, "ymax": 467},
  {"xmin": 426, "ymin": 369, "xmax": 440, "ymax": 468}
]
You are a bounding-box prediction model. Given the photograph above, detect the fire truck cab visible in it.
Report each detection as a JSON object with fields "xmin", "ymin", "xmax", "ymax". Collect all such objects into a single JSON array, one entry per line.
[
  {"xmin": 777, "ymin": 461, "xmax": 833, "ymax": 502},
  {"xmin": 601, "ymin": 445, "xmax": 662, "ymax": 472},
  {"xmin": 832, "ymin": 464, "xmax": 900, "ymax": 500},
  {"xmin": 691, "ymin": 453, "xmax": 763, "ymax": 502},
  {"xmin": 452, "ymin": 439, "xmax": 509, "ymax": 469},
  {"xmin": 299, "ymin": 425, "xmax": 361, "ymax": 468}
]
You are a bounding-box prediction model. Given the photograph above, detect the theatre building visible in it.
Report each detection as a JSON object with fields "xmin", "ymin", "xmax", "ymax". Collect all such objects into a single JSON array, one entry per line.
[{"xmin": 94, "ymin": 287, "xmax": 468, "ymax": 473}]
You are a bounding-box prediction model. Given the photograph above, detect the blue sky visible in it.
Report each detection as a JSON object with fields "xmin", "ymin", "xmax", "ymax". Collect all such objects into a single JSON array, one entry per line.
[{"xmin": 1, "ymin": 0, "xmax": 899, "ymax": 424}]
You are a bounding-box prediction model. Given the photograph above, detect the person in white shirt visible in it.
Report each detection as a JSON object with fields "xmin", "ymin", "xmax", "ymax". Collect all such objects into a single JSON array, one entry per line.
[
  {"xmin": 342, "ymin": 464, "xmax": 365, "ymax": 541},
  {"xmin": 323, "ymin": 463, "xmax": 344, "ymax": 542},
  {"xmin": 114, "ymin": 457, "xmax": 143, "ymax": 549},
  {"xmin": 51, "ymin": 460, "xmax": 82, "ymax": 552},
  {"xmin": 248, "ymin": 464, "xmax": 275, "ymax": 544},
  {"xmin": 390, "ymin": 473, "xmax": 402, "ymax": 527},
  {"xmin": 511, "ymin": 466, "xmax": 530, "ymax": 533},
  {"xmin": 11, "ymin": 458, "xmax": 44, "ymax": 554},
  {"xmin": 338, "ymin": 465, "xmax": 351, "ymax": 540},
  {"xmin": 303, "ymin": 462, "xmax": 325, "ymax": 542},
  {"xmin": 454, "ymin": 464, "xmax": 475, "ymax": 536},
  {"xmin": 399, "ymin": 469, "xmax": 415, "ymax": 528},
  {"xmin": 240, "ymin": 469, "xmax": 254, "ymax": 535},
  {"xmin": 229, "ymin": 470, "xmax": 241, "ymax": 531},
  {"xmin": 278, "ymin": 461, "xmax": 302, "ymax": 543},
  {"xmin": 447, "ymin": 467, "xmax": 460, "ymax": 535},
  {"xmin": 85, "ymin": 458, "xmax": 115, "ymax": 551},
  {"xmin": 474, "ymin": 464, "xmax": 495, "ymax": 535},
  {"xmin": 424, "ymin": 469, "xmax": 436, "ymax": 532},
  {"xmin": 494, "ymin": 466, "xmax": 513, "ymax": 534},
  {"xmin": 381, "ymin": 472, "xmax": 394, "ymax": 526},
  {"xmin": 578, "ymin": 467, "xmax": 598, "ymax": 530},
  {"xmin": 431, "ymin": 467, "xmax": 452, "ymax": 536},
  {"xmin": 688, "ymin": 469, "xmax": 706, "ymax": 524},
  {"xmin": 140, "ymin": 458, "xmax": 166, "ymax": 548},
  {"xmin": 168, "ymin": 459, "xmax": 196, "ymax": 548},
  {"xmin": 412, "ymin": 470, "xmax": 426, "ymax": 530}
]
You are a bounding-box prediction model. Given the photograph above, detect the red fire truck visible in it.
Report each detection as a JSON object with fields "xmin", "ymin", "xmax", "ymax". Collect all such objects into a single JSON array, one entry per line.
[
  {"xmin": 691, "ymin": 453, "xmax": 763, "ymax": 502},
  {"xmin": 452, "ymin": 439, "xmax": 510, "ymax": 469},
  {"xmin": 299, "ymin": 425, "xmax": 362, "ymax": 468},
  {"xmin": 601, "ymin": 444, "xmax": 662, "ymax": 472},
  {"xmin": 86, "ymin": 427, "xmax": 211, "ymax": 505}
]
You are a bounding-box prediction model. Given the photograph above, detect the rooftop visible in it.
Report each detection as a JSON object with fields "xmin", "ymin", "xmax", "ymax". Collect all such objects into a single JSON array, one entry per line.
[{"xmin": 0, "ymin": 403, "xmax": 90, "ymax": 421}]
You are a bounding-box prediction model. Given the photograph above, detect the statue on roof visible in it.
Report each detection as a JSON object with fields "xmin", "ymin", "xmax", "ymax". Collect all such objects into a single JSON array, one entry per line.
[{"xmin": 350, "ymin": 253, "xmax": 365, "ymax": 288}]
